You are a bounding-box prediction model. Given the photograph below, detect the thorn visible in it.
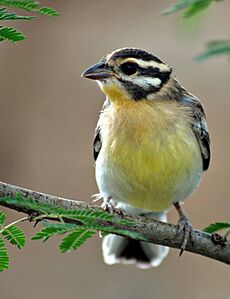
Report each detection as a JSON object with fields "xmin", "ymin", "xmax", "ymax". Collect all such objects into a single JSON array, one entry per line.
[{"xmin": 33, "ymin": 220, "xmax": 40, "ymax": 227}]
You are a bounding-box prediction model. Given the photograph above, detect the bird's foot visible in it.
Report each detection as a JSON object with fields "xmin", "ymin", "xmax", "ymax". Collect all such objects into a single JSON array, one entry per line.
[
  {"xmin": 102, "ymin": 197, "xmax": 124, "ymax": 217},
  {"xmin": 174, "ymin": 202, "xmax": 194, "ymax": 256},
  {"xmin": 177, "ymin": 216, "xmax": 194, "ymax": 256}
]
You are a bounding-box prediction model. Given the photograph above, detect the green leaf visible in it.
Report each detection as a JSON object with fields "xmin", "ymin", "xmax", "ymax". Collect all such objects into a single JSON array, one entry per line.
[
  {"xmin": 183, "ymin": 0, "xmax": 212, "ymax": 18},
  {"xmin": 0, "ymin": 194, "xmax": 117, "ymax": 224},
  {"xmin": 0, "ymin": 1, "xmax": 59, "ymax": 43},
  {"xmin": 0, "ymin": 0, "xmax": 38, "ymax": 11},
  {"xmin": 0, "ymin": 0, "xmax": 59, "ymax": 16},
  {"xmin": 0, "ymin": 195, "xmax": 136, "ymax": 242},
  {"xmin": 59, "ymin": 229, "xmax": 96, "ymax": 253},
  {"xmin": 163, "ymin": 0, "xmax": 191, "ymax": 15},
  {"xmin": 163, "ymin": 0, "xmax": 213, "ymax": 18},
  {"xmin": 38, "ymin": 7, "xmax": 59, "ymax": 16},
  {"xmin": 204, "ymin": 222, "xmax": 230, "ymax": 233},
  {"xmin": 0, "ymin": 7, "xmax": 34, "ymax": 20},
  {"xmin": 196, "ymin": 40, "xmax": 230, "ymax": 61},
  {"xmin": 0, "ymin": 237, "xmax": 9, "ymax": 271},
  {"xmin": 2, "ymin": 225, "xmax": 26, "ymax": 248},
  {"xmin": 0, "ymin": 26, "xmax": 25, "ymax": 42},
  {"xmin": 32, "ymin": 224, "xmax": 74, "ymax": 242},
  {"xmin": 58, "ymin": 209, "xmax": 114, "ymax": 222},
  {"xmin": 41, "ymin": 222, "xmax": 78, "ymax": 230},
  {"xmin": 0, "ymin": 211, "xmax": 6, "ymax": 226}
]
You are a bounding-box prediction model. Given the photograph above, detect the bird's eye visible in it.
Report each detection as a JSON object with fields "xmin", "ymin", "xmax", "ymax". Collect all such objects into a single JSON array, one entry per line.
[{"xmin": 120, "ymin": 62, "xmax": 138, "ymax": 76}]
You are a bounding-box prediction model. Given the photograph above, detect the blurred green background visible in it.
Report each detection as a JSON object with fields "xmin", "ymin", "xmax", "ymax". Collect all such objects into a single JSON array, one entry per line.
[{"xmin": 0, "ymin": 1, "xmax": 230, "ymax": 298}]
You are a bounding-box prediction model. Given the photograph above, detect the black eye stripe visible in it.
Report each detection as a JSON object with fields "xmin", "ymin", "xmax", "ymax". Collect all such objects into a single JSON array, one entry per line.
[
  {"xmin": 136, "ymin": 66, "xmax": 161, "ymax": 76},
  {"xmin": 118, "ymin": 66, "xmax": 171, "ymax": 101},
  {"xmin": 119, "ymin": 80, "xmax": 160, "ymax": 101},
  {"xmin": 135, "ymin": 66, "xmax": 172, "ymax": 84},
  {"xmin": 117, "ymin": 63, "xmax": 171, "ymax": 78}
]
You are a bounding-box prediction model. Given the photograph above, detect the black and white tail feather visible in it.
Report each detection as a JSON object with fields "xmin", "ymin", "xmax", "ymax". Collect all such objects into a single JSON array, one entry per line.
[{"xmin": 102, "ymin": 202, "xmax": 169, "ymax": 269}]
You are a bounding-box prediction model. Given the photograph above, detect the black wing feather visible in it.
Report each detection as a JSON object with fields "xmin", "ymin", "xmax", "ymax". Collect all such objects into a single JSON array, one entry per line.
[
  {"xmin": 179, "ymin": 92, "xmax": 210, "ymax": 171},
  {"xmin": 93, "ymin": 99, "xmax": 110, "ymax": 161},
  {"xmin": 93, "ymin": 127, "xmax": 102, "ymax": 161}
]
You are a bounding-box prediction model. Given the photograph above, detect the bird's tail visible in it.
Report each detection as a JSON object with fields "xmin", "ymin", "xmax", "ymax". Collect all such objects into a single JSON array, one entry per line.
[{"xmin": 102, "ymin": 203, "xmax": 169, "ymax": 269}]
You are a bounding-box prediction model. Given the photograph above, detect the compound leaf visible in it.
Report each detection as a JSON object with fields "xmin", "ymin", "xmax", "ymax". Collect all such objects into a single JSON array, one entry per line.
[
  {"xmin": 183, "ymin": 0, "xmax": 212, "ymax": 17},
  {"xmin": 163, "ymin": 0, "xmax": 214, "ymax": 18},
  {"xmin": 38, "ymin": 7, "xmax": 59, "ymax": 16},
  {"xmin": 196, "ymin": 40, "xmax": 230, "ymax": 61},
  {"xmin": 2, "ymin": 225, "xmax": 26, "ymax": 248},
  {"xmin": 0, "ymin": 211, "xmax": 6, "ymax": 226},
  {"xmin": 0, "ymin": 26, "xmax": 25, "ymax": 42},
  {"xmin": 32, "ymin": 223, "xmax": 75, "ymax": 242},
  {"xmin": 60, "ymin": 229, "xmax": 96, "ymax": 253},
  {"xmin": 0, "ymin": 237, "xmax": 9, "ymax": 271},
  {"xmin": 204, "ymin": 222, "xmax": 230, "ymax": 233},
  {"xmin": 0, "ymin": 1, "xmax": 59, "ymax": 16},
  {"xmin": 0, "ymin": 7, "xmax": 34, "ymax": 20}
]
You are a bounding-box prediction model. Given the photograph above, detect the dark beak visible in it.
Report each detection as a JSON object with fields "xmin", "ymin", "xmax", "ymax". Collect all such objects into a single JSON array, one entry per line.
[{"xmin": 81, "ymin": 62, "xmax": 114, "ymax": 80}]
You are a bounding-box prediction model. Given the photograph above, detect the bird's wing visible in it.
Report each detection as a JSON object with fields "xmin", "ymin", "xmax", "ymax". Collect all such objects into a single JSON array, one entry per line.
[
  {"xmin": 93, "ymin": 98, "xmax": 110, "ymax": 161},
  {"xmin": 179, "ymin": 92, "xmax": 210, "ymax": 171},
  {"xmin": 93, "ymin": 126, "xmax": 102, "ymax": 161}
]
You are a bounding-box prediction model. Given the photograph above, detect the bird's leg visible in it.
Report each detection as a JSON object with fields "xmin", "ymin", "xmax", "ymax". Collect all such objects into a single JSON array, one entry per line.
[
  {"xmin": 102, "ymin": 196, "xmax": 123, "ymax": 217},
  {"xmin": 174, "ymin": 202, "xmax": 194, "ymax": 256}
]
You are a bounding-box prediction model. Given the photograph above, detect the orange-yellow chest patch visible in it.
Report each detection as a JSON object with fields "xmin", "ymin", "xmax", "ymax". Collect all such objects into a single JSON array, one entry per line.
[{"xmin": 96, "ymin": 100, "xmax": 202, "ymax": 212}]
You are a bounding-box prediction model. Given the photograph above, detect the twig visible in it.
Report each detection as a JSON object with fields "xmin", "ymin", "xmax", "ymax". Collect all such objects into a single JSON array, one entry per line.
[
  {"xmin": 0, "ymin": 216, "xmax": 29, "ymax": 234},
  {"xmin": 0, "ymin": 181, "xmax": 229, "ymax": 265}
]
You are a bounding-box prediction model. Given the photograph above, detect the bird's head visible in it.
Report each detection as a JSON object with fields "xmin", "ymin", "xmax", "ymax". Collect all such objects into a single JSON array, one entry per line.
[{"xmin": 82, "ymin": 48, "xmax": 174, "ymax": 104}]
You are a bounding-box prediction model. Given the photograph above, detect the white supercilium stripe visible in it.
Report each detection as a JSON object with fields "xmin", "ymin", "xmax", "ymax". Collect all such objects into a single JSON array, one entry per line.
[{"xmin": 120, "ymin": 58, "xmax": 170, "ymax": 72}]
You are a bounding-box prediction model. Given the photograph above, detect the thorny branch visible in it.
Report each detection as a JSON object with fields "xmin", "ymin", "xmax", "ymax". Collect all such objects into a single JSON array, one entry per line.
[{"xmin": 0, "ymin": 181, "xmax": 229, "ymax": 265}]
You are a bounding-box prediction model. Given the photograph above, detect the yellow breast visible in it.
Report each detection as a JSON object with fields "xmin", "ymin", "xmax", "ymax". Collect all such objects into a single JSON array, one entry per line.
[{"xmin": 96, "ymin": 99, "xmax": 202, "ymax": 212}]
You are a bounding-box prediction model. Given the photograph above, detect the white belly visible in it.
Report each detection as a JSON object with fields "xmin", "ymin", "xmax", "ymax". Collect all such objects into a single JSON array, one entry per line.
[{"xmin": 95, "ymin": 132, "xmax": 203, "ymax": 212}]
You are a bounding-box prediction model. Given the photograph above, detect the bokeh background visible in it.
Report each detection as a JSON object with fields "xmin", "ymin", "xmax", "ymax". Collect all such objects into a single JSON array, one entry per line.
[{"xmin": 0, "ymin": 1, "xmax": 230, "ymax": 298}]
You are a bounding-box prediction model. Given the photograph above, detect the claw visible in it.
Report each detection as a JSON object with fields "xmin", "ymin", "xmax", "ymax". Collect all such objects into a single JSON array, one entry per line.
[
  {"xmin": 102, "ymin": 196, "xmax": 123, "ymax": 217},
  {"xmin": 174, "ymin": 202, "xmax": 194, "ymax": 256},
  {"xmin": 33, "ymin": 219, "xmax": 41, "ymax": 228},
  {"xmin": 177, "ymin": 217, "xmax": 194, "ymax": 256}
]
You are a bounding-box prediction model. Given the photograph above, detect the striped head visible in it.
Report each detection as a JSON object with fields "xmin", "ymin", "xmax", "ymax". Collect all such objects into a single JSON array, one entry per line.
[{"xmin": 82, "ymin": 48, "xmax": 174, "ymax": 103}]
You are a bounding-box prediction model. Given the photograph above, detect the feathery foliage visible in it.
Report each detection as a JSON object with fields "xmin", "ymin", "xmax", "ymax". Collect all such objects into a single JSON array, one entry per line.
[
  {"xmin": 32, "ymin": 223, "xmax": 98, "ymax": 253},
  {"xmin": 1, "ymin": 192, "xmax": 230, "ymax": 270},
  {"xmin": 59, "ymin": 229, "xmax": 96, "ymax": 253},
  {"xmin": 204, "ymin": 222, "xmax": 230, "ymax": 233},
  {"xmin": 0, "ymin": 210, "xmax": 26, "ymax": 270},
  {"xmin": 0, "ymin": 7, "xmax": 33, "ymax": 20},
  {"xmin": 163, "ymin": 0, "xmax": 229, "ymax": 61},
  {"xmin": 196, "ymin": 40, "xmax": 230, "ymax": 61},
  {"xmin": 0, "ymin": 194, "xmax": 133, "ymax": 227},
  {"xmin": 0, "ymin": 193, "xmax": 138, "ymax": 271},
  {"xmin": 0, "ymin": 211, "xmax": 5, "ymax": 225},
  {"xmin": 0, "ymin": 0, "xmax": 59, "ymax": 16},
  {"xmin": 163, "ymin": 0, "xmax": 214, "ymax": 18},
  {"xmin": 31, "ymin": 223, "xmax": 78, "ymax": 242},
  {"xmin": 0, "ymin": 25, "xmax": 25, "ymax": 42},
  {"xmin": 2, "ymin": 225, "xmax": 26, "ymax": 248},
  {"xmin": 0, "ymin": 0, "xmax": 58, "ymax": 43},
  {"xmin": 0, "ymin": 237, "xmax": 9, "ymax": 271}
]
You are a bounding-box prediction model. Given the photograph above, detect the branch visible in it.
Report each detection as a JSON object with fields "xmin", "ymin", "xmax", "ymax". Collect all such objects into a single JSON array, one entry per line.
[{"xmin": 0, "ymin": 181, "xmax": 229, "ymax": 265}]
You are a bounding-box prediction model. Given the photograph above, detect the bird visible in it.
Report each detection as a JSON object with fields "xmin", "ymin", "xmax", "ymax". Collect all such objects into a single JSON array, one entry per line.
[{"xmin": 82, "ymin": 47, "xmax": 210, "ymax": 269}]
